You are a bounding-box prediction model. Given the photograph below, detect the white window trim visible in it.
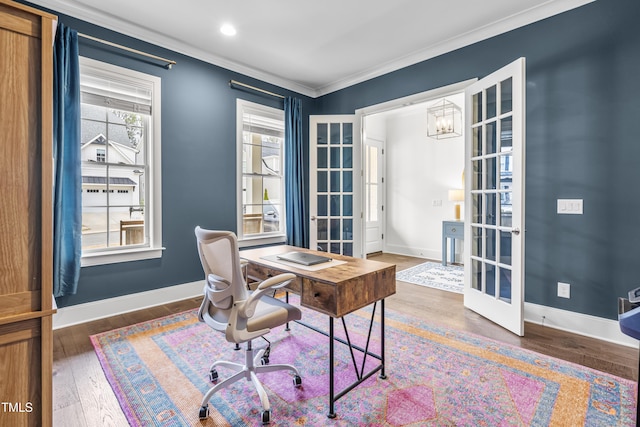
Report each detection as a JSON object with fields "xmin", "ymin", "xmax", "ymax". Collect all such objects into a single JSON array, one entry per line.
[
  {"xmin": 236, "ymin": 99, "xmax": 286, "ymax": 245},
  {"xmin": 80, "ymin": 57, "xmax": 163, "ymax": 266}
]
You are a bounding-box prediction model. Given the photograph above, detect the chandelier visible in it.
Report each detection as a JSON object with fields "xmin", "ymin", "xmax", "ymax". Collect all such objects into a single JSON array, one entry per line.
[{"xmin": 427, "ymin": 98, "xmax": 462, "ymax": 139}]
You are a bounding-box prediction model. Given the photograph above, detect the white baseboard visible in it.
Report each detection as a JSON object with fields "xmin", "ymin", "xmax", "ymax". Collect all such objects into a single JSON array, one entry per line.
[
  {"xmin": 52, "ymin": 280, "xmax": 205, "ymax": 330},
  {"xmin": 384, "ymin": 246, "xmax": 634, "ymax": 348},
  {"xmin": 52, "ymin": 279, "xmax": 637, "ymax": 349},
  {"xmin": 524, "ymin": 302, "xmax": 637, "ymax": 348},
  {"xmin": 383, "ymin": 244, "xmax": 443, "ymax": 262}
]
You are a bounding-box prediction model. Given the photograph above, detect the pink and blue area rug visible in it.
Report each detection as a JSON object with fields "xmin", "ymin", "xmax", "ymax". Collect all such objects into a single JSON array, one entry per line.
[{"xmin": 91, "ymin": 300, "xmax": 637, "ymax": 426}]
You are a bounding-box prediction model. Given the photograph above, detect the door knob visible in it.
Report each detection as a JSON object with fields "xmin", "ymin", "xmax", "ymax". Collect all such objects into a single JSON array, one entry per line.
[
  {"xmin": 511, "ymin": 228, "xmax": 520, "ymax": 235},
  {"xmin": 311, "ymin": 216, "xmax": 316, "ymax": 221}
]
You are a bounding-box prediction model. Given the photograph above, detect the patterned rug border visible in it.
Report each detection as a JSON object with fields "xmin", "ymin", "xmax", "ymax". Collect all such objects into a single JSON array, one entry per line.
[{"xmin": 395, "ymin": 261, "xmax": 464, "ymax": 293}]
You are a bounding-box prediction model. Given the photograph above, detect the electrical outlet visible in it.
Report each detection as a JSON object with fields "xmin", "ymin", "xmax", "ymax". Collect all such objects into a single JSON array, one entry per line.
[
  {"xmin": 557, "ymin": 282, "xmax": 571, "ymax": 298},
  {"xmin": 432, "ymin": 199, "xmax": 442, "ymax": 207}
]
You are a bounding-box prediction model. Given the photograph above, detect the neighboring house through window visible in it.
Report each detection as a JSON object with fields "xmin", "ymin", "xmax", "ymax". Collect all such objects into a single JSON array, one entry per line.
[
  {"xmin": 79, "ymin": 57, "xmax": 162, "ymax": 266},
  {"xmin": 236, "ymin": 99, "xmax": 286, "ymax": 245}
]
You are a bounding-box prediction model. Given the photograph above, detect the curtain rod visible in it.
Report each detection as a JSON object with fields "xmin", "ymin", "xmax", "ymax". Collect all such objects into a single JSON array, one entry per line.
[
  {"xmin": 229, "ymin": 80, "xmax": 285, "ymax": 99},
  {"xmin": 78, "ymin": 33, "xmax": 176, "ymax": 69}
]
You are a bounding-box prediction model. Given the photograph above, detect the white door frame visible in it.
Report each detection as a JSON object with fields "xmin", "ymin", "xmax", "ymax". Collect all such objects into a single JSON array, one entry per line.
[{"xmin": 355, "ymin": 79, "xmax": 478, "ymax": 256}]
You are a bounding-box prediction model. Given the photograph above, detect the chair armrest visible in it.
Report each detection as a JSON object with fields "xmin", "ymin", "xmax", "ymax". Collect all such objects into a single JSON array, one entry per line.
[
  {"xmin": 238, "ymin": 273, "xmax": 295, "ymax": 318},
  {"xmin": 256, "ymin": 273, "xmax": 296, "ymax": 291}
]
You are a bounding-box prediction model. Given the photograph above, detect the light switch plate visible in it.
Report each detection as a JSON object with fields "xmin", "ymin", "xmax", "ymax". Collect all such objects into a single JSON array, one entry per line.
[{"xmin": 557, "ymin": 199, "xmax": 583, "ymax": 214}]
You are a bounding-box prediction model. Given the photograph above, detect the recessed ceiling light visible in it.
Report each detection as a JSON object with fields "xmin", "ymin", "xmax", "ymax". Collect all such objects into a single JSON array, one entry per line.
[{"xmin": 220, "ymin": 23, "xmax": 237, "ymax": 37}]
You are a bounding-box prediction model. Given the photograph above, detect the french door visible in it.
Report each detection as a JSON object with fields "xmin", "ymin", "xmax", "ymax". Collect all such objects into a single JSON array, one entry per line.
[
  {"xmin": 463, "ymin": 58, "xmax": 526, "ymax": 336},
  {"xmin": 309, "ymin": 115, "xmax": 362, "ymax": 257}
]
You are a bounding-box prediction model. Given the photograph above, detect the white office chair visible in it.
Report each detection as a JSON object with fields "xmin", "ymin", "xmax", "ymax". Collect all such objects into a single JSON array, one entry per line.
[{"xmin": 194, "ymin": 227, "xmax": 302, "ymax": 424}]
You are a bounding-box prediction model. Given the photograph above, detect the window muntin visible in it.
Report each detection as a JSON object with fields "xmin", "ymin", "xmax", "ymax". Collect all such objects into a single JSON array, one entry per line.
[
  {"xmin": 80, "ymin": 105, "xmax": 147, "ymax": 250},
  {"xmin": 79, "ymin": 57, "xmax": 162, "ymax": 265},
  {"xmin": 237, "ymin": 100, "xmax": 286, "ymax": 243}
]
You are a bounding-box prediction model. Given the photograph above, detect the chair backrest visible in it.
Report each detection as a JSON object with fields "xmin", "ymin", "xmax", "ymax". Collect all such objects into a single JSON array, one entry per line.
[{"xmin": 195, "ymin": 227, "xmax": 249, "ymax": 330}]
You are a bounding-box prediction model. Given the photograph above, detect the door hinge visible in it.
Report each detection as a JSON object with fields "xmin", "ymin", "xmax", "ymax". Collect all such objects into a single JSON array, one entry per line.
[
  {"xmin": 381, "ymin": 177, "xmax": 384, "ymax": 183},
  {"xmin": 381, "ymin": 233, "xmax": 384, "ymax": 240},
  {"xmin": 381, "ymin": 205, "xmax": 384, "ymax": 211}
]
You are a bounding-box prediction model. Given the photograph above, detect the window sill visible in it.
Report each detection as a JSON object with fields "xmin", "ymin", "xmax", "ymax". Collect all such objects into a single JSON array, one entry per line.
[
  {"xmin": 81, "ymin": 246, "xmax": 165, "ymax": 267},
  {"xmin": 238, "ymin": 234, "xmax": 286, "ymax": 248}
]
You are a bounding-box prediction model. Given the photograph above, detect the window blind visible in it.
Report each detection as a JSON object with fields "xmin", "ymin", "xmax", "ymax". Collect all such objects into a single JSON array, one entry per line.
[
  {"xmin": 242, "ymin": 105, "xmax": 284, "ymax": 138},
  {"xmin": 80, "ymin": 67, "xmax": 153, "ymax": 114}
]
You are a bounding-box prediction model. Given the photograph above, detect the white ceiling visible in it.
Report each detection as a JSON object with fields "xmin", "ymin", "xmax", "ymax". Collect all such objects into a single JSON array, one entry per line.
[{"xmin": 32, "ymin": 0, "xmax": 593, "ymax": 97}]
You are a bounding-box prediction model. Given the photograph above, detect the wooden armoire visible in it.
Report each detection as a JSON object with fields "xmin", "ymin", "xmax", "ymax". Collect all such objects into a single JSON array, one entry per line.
[{"xmin": 0, "ymin": 1, "xmax": 57, "ymax": 426}]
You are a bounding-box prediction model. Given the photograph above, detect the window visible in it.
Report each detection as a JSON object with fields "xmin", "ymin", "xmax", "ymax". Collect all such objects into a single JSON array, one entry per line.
[
  {"xmin": 236, "ymin": 99, "xmax": 286, "ymax": 245},
  {"xmin": 79, "ymin": 57, "xmax": 162, "ymax": 266}
]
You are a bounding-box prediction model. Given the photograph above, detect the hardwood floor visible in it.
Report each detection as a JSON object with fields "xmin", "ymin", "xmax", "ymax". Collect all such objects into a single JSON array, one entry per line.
[
  {"xmin": 52, "ymin": 253, "xmax": 638, "ymax": 426},
  {"xmin": 376, "ymin": 253, "xmax": 638, "ymax": 380}
]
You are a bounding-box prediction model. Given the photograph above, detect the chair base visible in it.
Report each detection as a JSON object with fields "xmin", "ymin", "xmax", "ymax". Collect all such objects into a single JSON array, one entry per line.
[{"xmin": 199, "ymin": 340, "xmax": 301, "ymax": 424}]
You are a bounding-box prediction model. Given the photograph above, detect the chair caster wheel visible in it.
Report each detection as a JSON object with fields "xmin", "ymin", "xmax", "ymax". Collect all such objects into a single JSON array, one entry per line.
[
  {"xmin": 261, "ymin": 409, "xmax": 271, "ymax": 424},
  {"xmin": 209, "ymin": 369, "xmax": 218, "ymax": 382},
  {"xmin": 198, "ymin": 405, "xmax": 209, "ymax": 420},
  {"xmin": 260, "ymin": 356, "xmax": 269, "ymax": 365},
  {"xmin": 293, "ymin": 375, "xmax": 302, "ymax": 387}
]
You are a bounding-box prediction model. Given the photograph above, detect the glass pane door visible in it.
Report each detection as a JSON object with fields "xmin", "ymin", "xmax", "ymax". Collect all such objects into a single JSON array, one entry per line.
[
  {"xmin": 470, "ymin": 77, "xmax": 514, "ymax": 302},
  {"xmin": 464, "ymin": 58, "xmax": 525, "ymax": 336},
  {"xmin": 310, "ymin": 116, "xmax": 360, "ymax": 256}
]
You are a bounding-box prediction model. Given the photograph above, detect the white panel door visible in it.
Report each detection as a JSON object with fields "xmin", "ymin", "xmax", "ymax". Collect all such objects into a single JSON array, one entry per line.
[
  {"xmin": 364, "ymin": 137, "xmax": 384, "ymax": 254},
  {"xmin": 463, "ymin": 58, "xmax": 526, "ymax": 336},
  {"xmin": 309, "ymin": 115, "xmax": 362, "ymax": 257}
]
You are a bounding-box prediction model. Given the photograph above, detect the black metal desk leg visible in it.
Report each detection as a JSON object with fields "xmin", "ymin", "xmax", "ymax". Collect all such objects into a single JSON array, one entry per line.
[
  {"xmin": 328, "ymin": 317, "xmax": 336, "ymax": 418},
  {"xmin": 380, "ymin": 298, "xmax": 387, "ymax": 379},
  {"xmin": 284, "ymin": 291, "xmax": 291, "ymax": 331}
]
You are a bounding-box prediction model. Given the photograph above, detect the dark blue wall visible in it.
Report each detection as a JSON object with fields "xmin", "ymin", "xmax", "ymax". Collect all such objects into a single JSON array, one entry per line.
[
  {"xmin": 317, "ymin": 0, "xmax": 640, "ymax": 320},
  {"xmin": 37, "ymin": 7, "xmax": 316, "ymax": 308},
  {"xmin": 37, "ymin": 0, "xmax": 640, "ymax": 321}
]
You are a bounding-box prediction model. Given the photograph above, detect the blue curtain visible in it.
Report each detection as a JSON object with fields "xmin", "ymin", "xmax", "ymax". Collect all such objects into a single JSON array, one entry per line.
[
  {"xmin": 284, "ymin": 97, "xmax": 307, "ymax": 247},
  {"xmin": 53, "ymin": 23, "xmax": 82, "ymax": 297}
]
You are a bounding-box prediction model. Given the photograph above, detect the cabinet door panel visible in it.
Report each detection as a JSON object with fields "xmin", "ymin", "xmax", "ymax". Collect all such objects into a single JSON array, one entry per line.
[
  {"xmin": 0, "ymin": 319, "xmax": 42, "ymax": 427},
  {"xmin": 0, "ymin": 22, "xmax": 42, "ymax": 300}
]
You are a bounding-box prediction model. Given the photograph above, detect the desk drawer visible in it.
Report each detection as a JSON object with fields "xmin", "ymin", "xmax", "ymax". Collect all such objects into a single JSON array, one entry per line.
[
  {"xmin": 301, "ymin": 279, "xmax": 336, "ymax": 317},
  {"xmin": 246, "ymin": 263, "xmax": 301, "ymax": 294},
  {"xmin": 443, "ymin": 222, "xmax": 464, "ymax": 238}
]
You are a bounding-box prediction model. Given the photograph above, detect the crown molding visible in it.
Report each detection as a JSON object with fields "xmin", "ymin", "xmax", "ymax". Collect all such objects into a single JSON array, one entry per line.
[
  {"xmin": 29, "ymin": 0, "xmax": 594, "ymax": 99},
  {"xmin": 314, "ymin": 0, "xmax": 596, "ymax": 96},
  {"xmin": 26, "ymin": 0, "xmax": 319, "ymax": 97}
]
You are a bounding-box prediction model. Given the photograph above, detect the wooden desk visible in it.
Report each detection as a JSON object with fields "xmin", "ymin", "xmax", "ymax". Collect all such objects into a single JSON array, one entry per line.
[
  {"xmin": 241, "ymin": 245, "xmax": 395, "ymax": 317},
  {"xmin": 240, "ymin": 245, "xmax": 396, "ymax": 418}
]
